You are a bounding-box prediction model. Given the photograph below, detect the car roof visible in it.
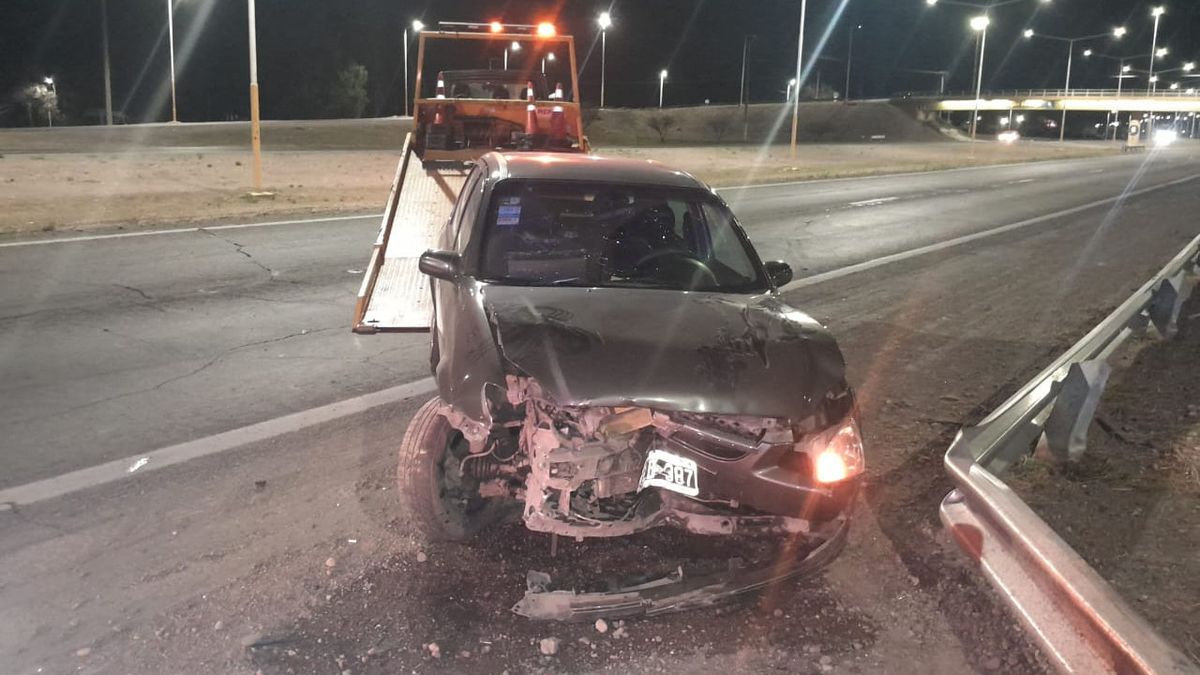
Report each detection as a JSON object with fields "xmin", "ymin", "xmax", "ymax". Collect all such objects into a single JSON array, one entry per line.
[{"xmin": 482, "ymin": 152, "xmax": 710, "ymax": 191}]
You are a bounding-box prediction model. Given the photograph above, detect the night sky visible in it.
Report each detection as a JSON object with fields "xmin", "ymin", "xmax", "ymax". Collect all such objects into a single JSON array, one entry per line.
[{"xmin": 3, "ymin": 0, "xmax": 1199, "ymax": 124}]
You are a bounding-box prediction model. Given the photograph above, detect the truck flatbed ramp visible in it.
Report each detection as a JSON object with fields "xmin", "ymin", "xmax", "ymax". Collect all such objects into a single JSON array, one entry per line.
[{"xmin": 353, "ymin": 134, "xmax": 469, "ymax": 332}]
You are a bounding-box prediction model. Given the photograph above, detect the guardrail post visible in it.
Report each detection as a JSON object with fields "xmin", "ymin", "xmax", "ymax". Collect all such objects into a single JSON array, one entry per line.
[
  {"xmin": 1148, "ymin": 271, "xmax": 1188, "ymax": 339},
  {"xmin": 1040, "ymin": 360, "xmax": 1111, "ymax": 463}
]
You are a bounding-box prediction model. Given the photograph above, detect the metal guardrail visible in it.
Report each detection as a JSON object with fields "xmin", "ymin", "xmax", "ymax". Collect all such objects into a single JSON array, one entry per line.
[{"xmin": 941, "ymin": 234, "xmax": 1200, "ymax": 675}]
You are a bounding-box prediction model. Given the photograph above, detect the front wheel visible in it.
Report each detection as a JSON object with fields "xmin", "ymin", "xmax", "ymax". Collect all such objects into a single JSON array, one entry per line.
[{"xmin": 397, "ymin": 397, "xmax": 509, "ymax": 542}]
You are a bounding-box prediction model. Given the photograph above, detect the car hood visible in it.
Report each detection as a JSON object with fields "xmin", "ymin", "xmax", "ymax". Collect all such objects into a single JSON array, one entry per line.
[{"xmin": 481, "ymin": 285, "xmax": 848, "ymax": 421}]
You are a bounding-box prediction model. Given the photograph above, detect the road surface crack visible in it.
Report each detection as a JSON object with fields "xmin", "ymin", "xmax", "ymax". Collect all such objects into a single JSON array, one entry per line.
[
  {"xmin": 199, "ymin": 229, "xmax": 279, "ymax": 279},
  {"xmin": 6, "ymin": 326, "xmax": 341, "ymax": 426}
]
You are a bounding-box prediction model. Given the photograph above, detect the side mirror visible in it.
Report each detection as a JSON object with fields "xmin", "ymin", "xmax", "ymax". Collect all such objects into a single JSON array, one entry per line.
[
  {"xmin": 764, "ymin": 260, "xmax": 793, "ymax": 288},
  {"xmin": 418, "ymin": 250, "xmax": 461, "ymax": 281}
]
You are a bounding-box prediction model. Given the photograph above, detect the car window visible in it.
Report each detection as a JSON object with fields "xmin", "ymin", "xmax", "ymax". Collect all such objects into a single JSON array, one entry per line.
[{"xmin": 479, "ymin": 180, "xmax": 766, "ymax": 293}]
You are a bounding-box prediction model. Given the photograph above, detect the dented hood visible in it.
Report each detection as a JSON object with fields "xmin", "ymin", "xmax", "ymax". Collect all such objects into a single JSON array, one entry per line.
[{"xmin": 481, "ymin": 286, "xmax": 848, "ymax": 421}]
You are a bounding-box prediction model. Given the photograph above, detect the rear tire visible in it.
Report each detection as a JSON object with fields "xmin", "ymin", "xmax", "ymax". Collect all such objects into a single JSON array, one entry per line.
[{"xmin": 397, "ymin": 396, "xmax": 508, "ymax": 542}]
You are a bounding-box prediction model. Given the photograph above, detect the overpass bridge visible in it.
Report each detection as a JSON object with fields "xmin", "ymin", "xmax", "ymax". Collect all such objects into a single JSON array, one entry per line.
[{"xmin": 913, "ymin": 89, "xmax": 1200, "ymax": 114}]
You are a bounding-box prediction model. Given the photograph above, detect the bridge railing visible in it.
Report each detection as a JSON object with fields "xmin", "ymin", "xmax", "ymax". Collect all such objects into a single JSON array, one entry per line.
[{"xmin": 904, "ymin": 88, "xmax": 1199, "ymax": 99}]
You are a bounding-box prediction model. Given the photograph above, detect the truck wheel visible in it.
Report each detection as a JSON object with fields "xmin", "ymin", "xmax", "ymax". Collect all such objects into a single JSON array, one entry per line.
[{"xmin": 397, "ymin": 396, "xmax": 506, "ymax": 542}]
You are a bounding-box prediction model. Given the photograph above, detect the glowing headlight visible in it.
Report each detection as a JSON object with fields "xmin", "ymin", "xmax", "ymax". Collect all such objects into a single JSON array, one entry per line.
[
  {"xmin": 798, "ymin": 417, "xmax": 866, "ymax": 485},
  {"xmin": 1154, "ymin": 129, "xmax": 1177, "ymax": 147}
]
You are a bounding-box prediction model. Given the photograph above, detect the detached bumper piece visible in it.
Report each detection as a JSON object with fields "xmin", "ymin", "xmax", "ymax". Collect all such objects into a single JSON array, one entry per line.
[{"xmin": 511, "ymin": 519, "xmax": 848, "ymax": 621}]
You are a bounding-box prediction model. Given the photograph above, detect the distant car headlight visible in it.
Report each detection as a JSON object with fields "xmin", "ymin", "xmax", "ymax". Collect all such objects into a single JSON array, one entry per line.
[
  {"xmin": 1154, "ymin": 129, "xmax": 1177, "ymax": 147},
  {"xmin": 997, "ymin": 130, "xmax": 1021, "ymax": 145},
  {"xmin": 798, "ymin": 417, "xmax": 865, "ymax": 485}
]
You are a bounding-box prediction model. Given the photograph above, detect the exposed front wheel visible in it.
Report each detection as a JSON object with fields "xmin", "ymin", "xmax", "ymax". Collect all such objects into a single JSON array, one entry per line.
[{"xmin": 397, "ymin": 397, "xmax": 508, "ymax": 542}]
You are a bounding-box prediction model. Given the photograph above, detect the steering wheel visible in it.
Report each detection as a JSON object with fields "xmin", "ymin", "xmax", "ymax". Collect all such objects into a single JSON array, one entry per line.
[{"xmin": 633, "ymin": 249, "xmax": 719, "ymax": 289}]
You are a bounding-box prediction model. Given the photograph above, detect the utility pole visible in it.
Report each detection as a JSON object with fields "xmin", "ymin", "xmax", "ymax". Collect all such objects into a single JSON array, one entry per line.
[
  {"xmin": 740, "ymin": 35, "xmax": 755, "ymax": 142},
  {"xmin": 101, "ymin": 0, "xmax": 113, "ymax": 125},
  {"xmin": 247, "ymin": 0, "xmax": 263, "ymax": 191}
]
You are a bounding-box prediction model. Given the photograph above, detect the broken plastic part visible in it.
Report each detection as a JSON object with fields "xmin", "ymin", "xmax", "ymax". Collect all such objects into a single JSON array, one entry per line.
[{"xmin": 512, "ymin": 519, "xmax": 848, "ymax": 620}]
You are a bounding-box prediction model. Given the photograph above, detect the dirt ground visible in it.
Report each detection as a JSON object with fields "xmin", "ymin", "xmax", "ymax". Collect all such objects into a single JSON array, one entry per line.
[
  {"xmin": 0, "ymin": 142, "xmax": 1116, "ymax": 237},
  {"xmin": 1008, "ymin": 293, "xmax": 1200, "ymax": 662}
]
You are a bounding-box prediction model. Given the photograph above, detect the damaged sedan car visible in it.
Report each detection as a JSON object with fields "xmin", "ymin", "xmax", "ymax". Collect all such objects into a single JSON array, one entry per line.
[{"xmin": 401, "ymin": 152, "xmax": 865, "ymax": 616}]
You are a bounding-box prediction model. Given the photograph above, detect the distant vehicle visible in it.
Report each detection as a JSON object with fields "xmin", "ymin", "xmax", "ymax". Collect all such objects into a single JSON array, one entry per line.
[{"xmin": 997, "ymin": 129, "xmax": 1021, "ymax": 144}]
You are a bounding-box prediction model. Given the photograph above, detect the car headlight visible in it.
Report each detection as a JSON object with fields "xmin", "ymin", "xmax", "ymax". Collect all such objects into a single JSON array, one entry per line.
[{"xmin": 797, "ymin": 417, "xmax": 865, "ymax": 484}]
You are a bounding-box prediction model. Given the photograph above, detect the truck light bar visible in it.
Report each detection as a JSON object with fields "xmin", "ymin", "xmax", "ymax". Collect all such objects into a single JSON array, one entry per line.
[{"xmin": 439, "ymin": 21, "xmax": 557, "ymax": 36}]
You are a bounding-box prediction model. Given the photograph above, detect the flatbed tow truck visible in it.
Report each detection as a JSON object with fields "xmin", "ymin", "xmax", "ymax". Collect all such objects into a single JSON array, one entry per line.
[{"xmin": 352, "ymin": 21, "xmax": 588, "ymax": 332}]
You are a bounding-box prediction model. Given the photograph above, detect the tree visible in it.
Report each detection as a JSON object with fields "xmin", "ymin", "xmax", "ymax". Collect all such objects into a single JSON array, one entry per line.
[
  {"xmin": 646, "ymin": 114, "xmax": 677, "ymax": 143},
  {"xmin": 706, "ymin": 114, "xmax": 735, "ymax": 143},
  {"xmin": 327, "ymin": 62, "xmax": 369, "ymax": 118},
  {"xmin": 16, "ymin": 83, "xmax": 57, "ymax": 126}
]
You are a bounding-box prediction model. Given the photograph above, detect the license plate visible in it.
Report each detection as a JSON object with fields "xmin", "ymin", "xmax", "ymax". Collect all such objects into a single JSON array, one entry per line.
[{"xmin": 639, "ymin": 449, "xmax": 699, "ymax": 497}]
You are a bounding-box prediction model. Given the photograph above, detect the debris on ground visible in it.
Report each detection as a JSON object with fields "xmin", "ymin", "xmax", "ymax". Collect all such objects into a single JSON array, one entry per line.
[{"xmin": 538, "ymin": 637, "xmax": 560, "ymax": 656}]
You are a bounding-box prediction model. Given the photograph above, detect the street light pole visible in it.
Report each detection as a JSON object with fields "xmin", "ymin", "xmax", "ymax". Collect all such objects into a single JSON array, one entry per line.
[
  {"xmin": 167, "ymin": 0, "xmax": 178, "ymax": 122},
  {"xmin": 101, "ymin": 0, "xmax": 113, "ymax": 126},
  {"xmin": 970, "ymin": 15, "xmax": 989, "ymax": 142},
  {"xmin": 789, "ymin": 0, "xmax": 809, "ymax": 158},
  {"xmin": 845, "ymin": 24, "xmax": 861, "ymax": 101},
  {"xmin": 247, "ymin": 0, "xmax": 263, "ymax": 191},
  {"xmin": 740, "ymin": 35, "xmax": 755, "ymax": 142},
  {"xmin": 598, "ymin": 12, "xmax": 611, "ymax": 108},
  {"xmin": 658, "ymin": 70, "xmax": 668, "ymax": 108},
  {"xmin": 1149, "ymin": 6, "xmax": 1164, "ymax": 94}
]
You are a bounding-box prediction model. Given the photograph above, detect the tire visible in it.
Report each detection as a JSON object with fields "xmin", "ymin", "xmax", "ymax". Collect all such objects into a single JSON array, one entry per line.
[{"xmin": 397, "ymin": 396, "xmax": 508, "ymax": 542}]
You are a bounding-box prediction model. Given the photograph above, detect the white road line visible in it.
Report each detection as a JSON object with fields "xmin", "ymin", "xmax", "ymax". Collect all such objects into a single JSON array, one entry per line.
[
  {"xmin": 0, "ymin": 377, "xmax": 435, "ymax": 507},
  {"xmin": 1015, "ymin": 178, "xmax": 1035, "ymax": 184},
  {"xmin": 780, "ymin": 173, "xmax": 1200, "ymax": 293},
  {"xmin": 0, "ymin": 212, "xmax": 380, "ymax": 249},
  {"xmin": 849, "ymin": 196, "xmax": 899, "ymax": 207}
]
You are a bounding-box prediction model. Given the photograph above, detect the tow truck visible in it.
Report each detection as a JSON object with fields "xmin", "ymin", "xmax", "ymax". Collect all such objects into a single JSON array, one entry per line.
[{"xmin": 352, "ymin": 21, "xmax": 588, "ymax": 332}]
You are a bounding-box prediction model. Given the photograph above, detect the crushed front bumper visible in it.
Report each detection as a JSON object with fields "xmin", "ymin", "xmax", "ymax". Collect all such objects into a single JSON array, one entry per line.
[{"xmin": 511, "ymin": 517, "xmax": 850, "ymax": 621}]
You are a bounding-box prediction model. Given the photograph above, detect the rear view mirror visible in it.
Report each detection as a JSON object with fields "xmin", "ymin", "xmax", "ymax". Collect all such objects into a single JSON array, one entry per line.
[
  {"xmin": 764, "ymin": 260, "xmax": 793, "ymax": 288},
  {"xmin": 419, "ymin": 250, "xmax": 461, "ymax": 281}
]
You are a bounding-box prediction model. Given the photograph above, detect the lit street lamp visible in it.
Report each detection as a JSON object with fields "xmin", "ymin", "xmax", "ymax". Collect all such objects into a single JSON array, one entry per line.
[
  {"xmin": 403, "ymin": 20, "xmax": 423, "ymax": 117},
  {"xmin": 658, "ymin": 69, "xmax": 668, "ymax": 108},
  {"xmin": 1149, "ymin": 6, "xmax": 1165, "ymax": 93},
  {"xmin": 969, "ymin": 14, "xmax": 989, "ymax": 142},
  {"xmin": 1023, "ymin": 25, "xmax": 1125, "ymax": 141},
  {"xmin": 43, "ymin": 77, "xmax": 56, "ymax": 127},
  {"xmin": 598, "ymin": 11, "xmax": 611, "ymax": 108},
  {"xmin": 504, "ymin": 40, "xmax": 520, "ymax": 70},
  {"xmin": 541, "ymin": 51, "xmax": 555, "ymax": 75},
  {"xmin": 786, "ymin": 78, "xmax": 797, "ymax": 101}
]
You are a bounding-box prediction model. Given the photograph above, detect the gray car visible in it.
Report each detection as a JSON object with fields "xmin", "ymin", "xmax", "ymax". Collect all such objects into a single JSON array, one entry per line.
[{"xmin": 402, "ymin": 152, "xmax": 865, "ymax": 613}]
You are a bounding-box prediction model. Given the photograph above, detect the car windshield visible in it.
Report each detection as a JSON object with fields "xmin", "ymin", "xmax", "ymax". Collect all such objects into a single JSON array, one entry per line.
[{"xmin": 480, "ymin": 180, "xmax": 767, "ymax": 293}]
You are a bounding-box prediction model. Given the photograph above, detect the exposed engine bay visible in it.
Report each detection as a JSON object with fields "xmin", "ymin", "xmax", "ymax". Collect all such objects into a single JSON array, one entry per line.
[{"xmin": 441, "ymin": 374, "xmax": 860, "ymax": 542}]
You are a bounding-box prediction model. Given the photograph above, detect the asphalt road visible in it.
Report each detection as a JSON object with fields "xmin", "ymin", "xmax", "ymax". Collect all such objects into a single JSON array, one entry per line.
[{"xmin": 2, "ymin": 147, "xmax": 1200, "ymax": 674}]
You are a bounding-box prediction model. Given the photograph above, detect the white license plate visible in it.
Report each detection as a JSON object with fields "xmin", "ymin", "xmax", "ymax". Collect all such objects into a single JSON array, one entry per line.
[{"xmin": 639, "ymin": 449, "xmax": 699, "ymax": 497}]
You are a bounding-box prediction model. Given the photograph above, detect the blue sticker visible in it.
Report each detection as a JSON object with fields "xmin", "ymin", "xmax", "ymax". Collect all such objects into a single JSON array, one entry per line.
[{"xmin": 497, "ymin": 200, "xmax": 522, "ymax": 227}]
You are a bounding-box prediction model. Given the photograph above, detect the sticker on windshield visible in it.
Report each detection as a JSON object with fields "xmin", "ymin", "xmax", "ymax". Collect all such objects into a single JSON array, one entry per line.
[{"xmin": 497, "ymin": 197, "xmax": 522, "ymax": 227}]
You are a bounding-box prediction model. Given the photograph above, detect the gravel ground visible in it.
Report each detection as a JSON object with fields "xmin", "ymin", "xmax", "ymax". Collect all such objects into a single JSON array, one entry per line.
[
  {"xmin": 0, "ymin": 142, "xmax": 1116, "ymax": 236},
  {"xmin": 1008, "ymin": 292, "xmax": 1200, "ymax": 664}
]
